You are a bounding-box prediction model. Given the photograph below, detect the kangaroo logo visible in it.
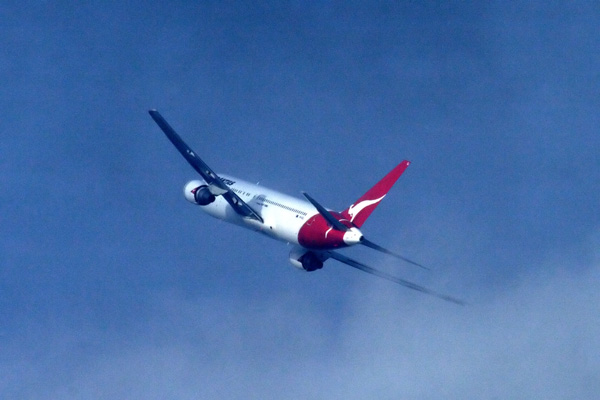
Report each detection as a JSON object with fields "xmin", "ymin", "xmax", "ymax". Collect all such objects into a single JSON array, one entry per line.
[{"xmin": 347, "ymin": 195, "xmax": 386, "ymax": 222}]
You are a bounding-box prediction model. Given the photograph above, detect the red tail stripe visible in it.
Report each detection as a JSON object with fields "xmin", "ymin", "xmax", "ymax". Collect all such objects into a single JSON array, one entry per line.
[{"xmin": 341, "ymin": 160, "xmax": 410, "ymax": 228}]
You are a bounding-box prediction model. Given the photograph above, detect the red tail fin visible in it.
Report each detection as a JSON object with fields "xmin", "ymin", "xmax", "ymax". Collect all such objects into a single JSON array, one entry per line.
[{"xmin": 341, "ymin": 161, "xmax": 410, "ymax": 228}]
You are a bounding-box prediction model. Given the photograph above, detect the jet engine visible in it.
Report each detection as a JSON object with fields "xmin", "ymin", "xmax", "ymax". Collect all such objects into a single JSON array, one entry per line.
[
  {"xmin": 289, "ymin": 248, "xmax": 324, "ymax": 272},
  {"xmin": 184, "ymin": 180, "xmax": 215, "ymax": 205}
]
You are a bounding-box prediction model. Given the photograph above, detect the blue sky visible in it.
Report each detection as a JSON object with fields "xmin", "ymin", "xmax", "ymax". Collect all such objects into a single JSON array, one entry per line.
[{"xmin": 2, "ymin": 1, "xmax": 599, "ymax": 398}]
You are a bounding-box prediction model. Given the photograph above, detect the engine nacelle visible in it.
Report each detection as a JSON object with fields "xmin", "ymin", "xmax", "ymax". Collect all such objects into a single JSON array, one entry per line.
[
  {"xmin": 289, "ymin": 248, "xmax": 324, "ymax": 272},
  {"xmin": 184, "ymin": 180, "xmax": 215, "ymax": 205}
]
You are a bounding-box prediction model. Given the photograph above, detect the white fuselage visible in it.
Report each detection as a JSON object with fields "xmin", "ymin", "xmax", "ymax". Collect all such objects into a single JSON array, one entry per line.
[{"xmin": 195, "ymin": 174, "xmax": 318, "ymax": 245}]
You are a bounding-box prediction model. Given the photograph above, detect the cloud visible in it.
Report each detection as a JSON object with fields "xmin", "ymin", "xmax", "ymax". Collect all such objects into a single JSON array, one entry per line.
[{"xmin": 3, "ymin": 249, "xmax": 598, "ymax": 399}]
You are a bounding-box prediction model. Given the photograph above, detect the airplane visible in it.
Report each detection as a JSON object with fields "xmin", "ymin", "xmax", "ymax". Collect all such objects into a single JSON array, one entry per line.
[{"xmin": 149, "ymin": 110, "xmax": 463, "ymax": 305}]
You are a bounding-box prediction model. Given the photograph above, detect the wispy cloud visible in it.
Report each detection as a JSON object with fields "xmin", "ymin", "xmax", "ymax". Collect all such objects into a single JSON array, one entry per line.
[{"xmin": 4, "ymin": 248, "xmax": 598, "ymax": 399}]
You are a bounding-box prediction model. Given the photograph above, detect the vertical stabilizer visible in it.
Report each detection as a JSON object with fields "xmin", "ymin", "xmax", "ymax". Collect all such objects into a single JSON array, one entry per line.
[{"xmin": 341, "ymin": 161, "xmax": 410, "ymax": 228}]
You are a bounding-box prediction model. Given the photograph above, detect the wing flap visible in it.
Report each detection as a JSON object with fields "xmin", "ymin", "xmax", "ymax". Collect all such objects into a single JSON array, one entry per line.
[{"xmin": 149, "ymin": 110, "xmax": 263, "ymax": 223}]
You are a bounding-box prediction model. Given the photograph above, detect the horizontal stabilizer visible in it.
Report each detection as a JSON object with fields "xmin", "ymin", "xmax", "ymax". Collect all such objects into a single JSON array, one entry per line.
[
  {"xmin": 328, "ymin": 251, "xmax": 464, "ymax": 305},
  {"xmin": 360, "ymin": 238, "xmax": 429, "ymax": 270},
  {"xmin": 302, "ymin": 192, "xmax": 348, "ymax": 231}
]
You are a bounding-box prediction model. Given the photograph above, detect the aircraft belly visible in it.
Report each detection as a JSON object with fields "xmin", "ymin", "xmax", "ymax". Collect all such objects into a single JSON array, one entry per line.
[
  {"xmin": 199, "ymin": 196, "xmax": 298, "ymax": 244},
  {"xmin": 253, "ymin": 205, "xmax": 302, "ymax": 244}
]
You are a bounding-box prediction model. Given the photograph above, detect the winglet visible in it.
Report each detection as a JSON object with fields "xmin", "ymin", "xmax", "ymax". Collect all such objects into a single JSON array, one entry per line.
[{"xmin": 341, "ymin": 161, "xmax": 410, "ymax": 228}]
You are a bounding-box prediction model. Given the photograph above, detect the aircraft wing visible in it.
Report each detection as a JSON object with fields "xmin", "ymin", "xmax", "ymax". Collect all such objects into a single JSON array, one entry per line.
[
  {"xmin": 327, "ymin": 251, "xmax": 464, "ymax": 305},
  {"xmin": 149, "ymin": 110, "xmax": 263, "ymax": 223}
]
